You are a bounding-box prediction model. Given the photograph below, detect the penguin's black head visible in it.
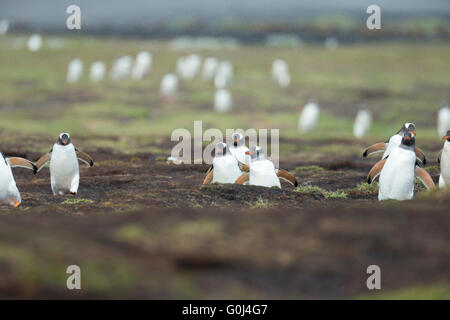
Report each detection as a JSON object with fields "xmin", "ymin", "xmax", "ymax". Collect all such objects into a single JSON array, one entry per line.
[
  {"xmin": 443, "ymin": 130, "xmax": 450, "ymax": 142},
  {"xmin": 232, "ymin": 133, "xmax": 244, "ymax": 147},
  {"xmin": 215, "ymin": 142, "xmax": 227, "ymax": 157},
  {"xmin": 246, "ymin": 145, "xmax": 264, "ymax": 161},
  {"xmin": 58, "ymin": 132, "xmax": 70, "ymax": 146},
  {"xmin": 398, "ymin": 122, "xmax": 416, "ymax": 135},
  {"xmin": 401, "ymin": 131, "xmax": 415, "ymax": 146}
]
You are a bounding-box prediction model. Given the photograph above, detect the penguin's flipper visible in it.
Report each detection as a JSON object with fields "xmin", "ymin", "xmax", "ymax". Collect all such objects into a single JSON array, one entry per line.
[
  {"xmin": 438, "ymin": 150, "xmax": 442, "ymax": 164},
  {"xmin": 367, "ymin": 158, "xmax": 386, "ymax": 184},
  {"xmin": 415, "ymin": 167, "xmax": 435, "ymax": 190},
  {"xmin": 35, "ymin": 152, "xmax": 52, "ymax": 172},
  {"xmin": 238, "ymin": 162, "xmax": 249, "ymax": 172},
  {"xmin": 276, "ymin": 169, "xmax": 298, "ymax": 187},
  {"xmin": 76, "ymin": 150, "xmax": 94, "ymax": 166},
  {"xmin": 202, "ymin": 168, "xmax": 213, "ymax": 185},
  {"xmin": 7, "ymin": 157, "xmax": 37, "ymax": 173},
  {"xmin": 414, "ymin": 147, "xmax": 427, "ymax": 166},
  {"xmin": 363, "ymin": 142, "xmax": 386, "ymax": 157},
  {"xmin": 235, "ymin": 173, "xmax": 250, "ymax": 184}
]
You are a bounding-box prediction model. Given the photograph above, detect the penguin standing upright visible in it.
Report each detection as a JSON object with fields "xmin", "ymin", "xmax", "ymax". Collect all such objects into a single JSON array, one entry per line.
[
  {"xmin": 36, "ymin": 133, "xmax": 94, "ymax": 196},
  {"xmin": 202, "ymin": 142, "xmax": 242, "ymax": 184},
  {"xmin": 378, "ymin": 131, "xmax": 434, "ymax": 201},
  {"xmin": 0, "ymin": 152, "xmax": 36, "ymax": 206},
  {"xmin": 228, "ymin": 133, "xmax": 249, "ymax": 165},
  {"xmin": 438, "ymin": 130, "xmax": 450, "ymax": 188},
  {"xmin": 364, "ymin": 123, "xmax": 427, "ymax": 183},
  {"xmin": 234, "ymin": 146, "xmax": 298, "ymax": 189}
]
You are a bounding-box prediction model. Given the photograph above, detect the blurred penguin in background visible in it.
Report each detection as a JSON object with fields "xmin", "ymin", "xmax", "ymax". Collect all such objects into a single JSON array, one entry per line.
[
  {"xmin": 271, "ymin": 59, "xmax": 290, "ymax": 88},
  {"xmin": 0, "ymin": 19, "xmax": 9, "ymax": 36},
  {"xmin": 27, "ymin": 34, "xmax": 43, "ymax": 52},
  {"xmin": 353, "ymin": 109, "xmax": 372, "ymax": 139},
  {"xmin": 160, "ymin": 73, "xmax": 178, "ymax": 101},
  {"xmin": 111, "ymin": 56, "xmax": 133, "ymax": 80},
  {"xmin": 438, "ymin": 100, "xmax": 450, "ymax": 138},
  {"xmin": 131, "ymin": 51, "xmax": 152, "ymax": 80},
  {"xmin": 202, "ymin": 57, "xmax": 219, "ymax": 81},
  {"xmin": 214, "ymin": 61, "xmax": 233, "ymax": 89},
  {"xmin": 214, "ymin": 89, "xmax": 232, "ymax": 113},
  {"xmin": 67, "ymin": 58, "xmax": 83, "ymax": 83},
  {"xmin": 298, "ymin": 98, "xmax": 320, "ymax": 132},
  {"xmin": 90, "ymin": 61, "xmax": 106, "ymax": 83}
]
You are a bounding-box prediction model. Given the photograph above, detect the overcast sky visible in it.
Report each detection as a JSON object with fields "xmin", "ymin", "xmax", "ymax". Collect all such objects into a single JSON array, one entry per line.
[{"xmin": 1, "ymin": 0, "xmax": 449, "ymax": 31}]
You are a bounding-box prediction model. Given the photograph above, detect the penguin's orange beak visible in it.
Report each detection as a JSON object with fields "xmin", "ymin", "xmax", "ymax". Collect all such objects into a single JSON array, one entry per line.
[
  {"xmin": 409, "ymin": 131, "xmax": 416, "ymax": 137},
  {"xmin": 13, "ymin": 201, "xmax": 20, "ymax": 207},
  {"xmin": 443, "ymin": 135, "xmax": 450, "ymax": 140},
  {"xmin": 245, "ymin": 151, "xmax": 254, "ymax": 155}
]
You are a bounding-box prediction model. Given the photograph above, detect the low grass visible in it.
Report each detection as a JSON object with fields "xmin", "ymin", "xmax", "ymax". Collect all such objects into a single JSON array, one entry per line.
[
  {"xmin": 294, "ymin": 185, "xmax": 347, "ymax": 199},
  {"xmin": 61, "ymin": 198, "xmax": 94, "ymax": 205}
]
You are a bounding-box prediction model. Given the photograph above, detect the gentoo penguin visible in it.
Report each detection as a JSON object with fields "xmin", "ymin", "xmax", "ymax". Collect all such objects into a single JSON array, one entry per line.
[
  {"xmin": 228, "ymin": 133, "xmax": 249, "ymax": 166},
  {"xmin": 298, "ymin": 98, "xmax": 320, "ymax": 132},
  {"xmin": 202, "ymin": 142, "xmax": 242, "ymax": 184},
  {"xmin": 438, "ymin": 130, "xmax": 450, "ymax": 188},
  {"xmin": 0, "ymin": 153, "xmax": 36, "ymax": 207},
  {"xmin": 214, "ymin": 89, "xmax": 232, "ymax": 113},
  {"xmin": 353, "ymin": 109, "xmax": 372, "ymax": 139},
  {"xmin": 377, "ymin": 131, "xmax": 434, "ymax": 201},
  {"xmin": 160, "ymin": 73, "xmax": 178, "ymax": 101},
  {"xmin": 35, "ymin": 133, "xmax": 94, "ymax": 196},
  {"xmin": 67, "ymin": 58, "xmax": 83, "ymax": 83},
  {"xmin": 234, "ymin": 146, "xmax": 298, "ymax": 188},
  {"xmin": 437, "ymin": 100, "xmax": 450, "ymax": 138},
  {"xmin": 364, "ymin": 123, "xmax": 427, "ymax": 182}
]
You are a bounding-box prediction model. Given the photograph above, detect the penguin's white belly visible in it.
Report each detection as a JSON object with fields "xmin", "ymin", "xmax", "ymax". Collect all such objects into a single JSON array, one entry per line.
[
  {"xmin": 441, "ymin": 144, "xmax": 450, "ymax": 185},
  {"xmin": 439, "ymin": 175, "xmax": 446, "ymax": 188},
  {"xmin": 50, "ymin": 145, "xmax": 79, "ymax": 192},
  {"xmin": 212, "ymin": 156, "xmax": 241, "ymax": 184},
  {"xmin": 249, "ymin": 161, "xmax": 281, "ymax": 188},
  {"xmin": 382, "ymin": 135, "xmax": 401, "ymax": 159},
  {"xmin": 379, "ymin": 148, "xmax": 416, "ymax": 200},
  {"xmin": 229, "ymin": 146, "xmax": 249, "ymax": 165},
  {"xmin": 0, "ymin": 160, "xmax": 20, "ymax": 204}
]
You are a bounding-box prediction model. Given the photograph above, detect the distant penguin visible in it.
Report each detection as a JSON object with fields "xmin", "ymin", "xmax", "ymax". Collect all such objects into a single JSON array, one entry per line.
[
  {"xmin": 438, "ymin": 130, "xmax": 450, "ymax": 188},
  {"xmin": 202, "ymin": 57, "xmax": 219, "ymax": 81},
  {"xmin": 27, "ymin": 34, "xmax": 43, "ymax": 52},
  {"xmin": 131, "ymin": 51, "xmax": 152, "ymax": 80},
  {"xmin": 364, "ymin": 123, "xmax": 429, "ymax": 183},
  {"xmin": 90, "ymin": 61, "xmax": 106, "ymax": 83},
  {"xmin": 178, "ymin": 54, "xmax": 201, "ymax": 80},
  {"xmin": 0, "ymin": 19, "xmax": 9, "ymax": 36},
  {"xmin": 378, "ymin": 131, "xmax": 434, "ymax": 201},
  {"xmin": 214, "ymin": 89, "xmax": 232, "ymax": 113},
  {"xmin": 160, "ymin": 73, "xmax": 178, "ymax": 101},
  {"xmin": 437, "ymin": 100, "xmax": 450, "ymax": 138},
  {"xmin": 235, "ymin": 146, "xmax": 298, "ymax": 188},
  {"xmin": 228, "ymin": 133, "xmax": 249, "ymax": 165},
  {"xmin": 67, "ymin": 58, "xmax": 83, "ymax": 83},
  {"xmin": 111, "ymin": 56, "xmax": 133, "ymax": 80},
  {"xmin": 36, "ymin": 133, "xmax": 94, "ymax": 196},
  {"xmin": 214, "ymin": 61, "xmax": 233, "ymax": 88},
  {"xmin": 298, "ymin": 98, "xmax": 320, "ymax": 132},
  {"xmin": 202, "ymin": 142, "xmax": 242, "ymax": 184},
  {"xmin": 271, "ymin": 59, "xmax": 290, "ymax": 88},
  {"xmin": 353, "ymin": 109, "xmax": 372, "ymax": 139},
  {"xmin": 0, "ymin": 153, "xmax": 36, "ymax": 207}
]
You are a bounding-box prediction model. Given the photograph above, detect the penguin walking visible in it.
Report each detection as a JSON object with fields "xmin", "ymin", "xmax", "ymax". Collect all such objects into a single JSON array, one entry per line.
[
  {"xmin": 202, "ymin": 142, "xmax": 242, "ymax": 184},
  {"xmin": 35, "ymin": 133, "xmax": 94, "ymax": 196},
  {"xmin": 0, "ymin": 153, "xmax": 36, "ymax": 207},
  {"xmin": 298, "ymin": 98, "xmax": 320, "ymax": 132},
  {"xmin": 377, "ymin": 131, "xmax": 434, "ymax": 201},
  {"xmin": 364, "ymin": 123, "xmax": 427, "ymax": 182},
  {"xmin": 438, "ymin": 130, "xmax": 450, "ymax": 188},
  {"xmin": 228, "ymin": 133, "xmax": 249, "ymax": 166},
  {"xmin": 234, "ymin": 146, "xmax": 298, "ymax": 188}
]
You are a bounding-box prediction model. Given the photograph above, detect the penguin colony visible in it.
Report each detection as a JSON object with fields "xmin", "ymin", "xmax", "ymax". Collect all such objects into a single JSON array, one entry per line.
[{"xmin": 3, "ymin": 39, "xmax": 449, "ymax": 205}]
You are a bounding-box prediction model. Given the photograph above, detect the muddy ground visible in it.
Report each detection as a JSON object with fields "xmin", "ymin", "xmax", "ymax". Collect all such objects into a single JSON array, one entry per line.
[{"xmin": 0, "ymin": 136, "xmax": 449, "ymax": 299}]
